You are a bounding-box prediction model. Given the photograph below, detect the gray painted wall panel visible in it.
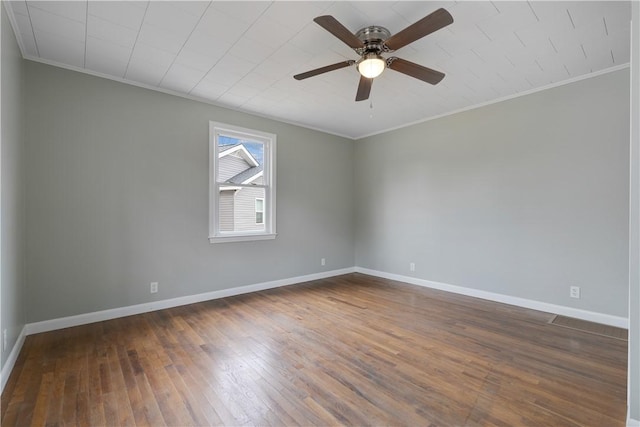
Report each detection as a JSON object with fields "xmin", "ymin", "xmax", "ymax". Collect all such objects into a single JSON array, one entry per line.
[
  {"xmin": 628, "ymin": 2, "xmax": 639, "ymax": 421},
  {"xmin": 356, "ymin": 69, "xmax": 630, "ymax": 317},
  {"xmin": 24, "ymin": 61, "xmax": 354, "ymax": 323},
  {"xmin": 1, "ymin": 4, "xmax": 26, "ymax": 368}
]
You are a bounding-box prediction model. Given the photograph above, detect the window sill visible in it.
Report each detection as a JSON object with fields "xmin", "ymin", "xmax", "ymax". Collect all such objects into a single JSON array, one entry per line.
[{"xmin": 209, "ymin": 233, "xmax": 277, "ymax": 244}]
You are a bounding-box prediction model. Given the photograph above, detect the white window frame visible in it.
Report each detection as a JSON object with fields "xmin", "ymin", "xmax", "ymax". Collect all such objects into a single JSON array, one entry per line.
[
  {"xmin": 255, "ymin": 198, "xmax": 265, "ymax": 225},
  {"xmin": 209, "ymin": 122, "xmax": 276, "ymax": 243}
]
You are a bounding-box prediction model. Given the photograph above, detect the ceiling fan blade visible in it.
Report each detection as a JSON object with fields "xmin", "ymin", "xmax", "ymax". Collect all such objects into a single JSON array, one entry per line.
[
  {"xmin": 387, "ymin": 57, "xmax": 445, "ymax": 85},
  {"xmin": 314, "ymin": 15, "xmax": 365, "ymax": 49},
  {"xmin": 355, "ymin": 75, "xmax": 373, "ymax": 101},
  {"xmin": 294, "ymin": 61, "xmax": 354, "ymax": 80},
  {"xmin": 383, "ymin": 8, "xmax": 453, "ymax": 51}
]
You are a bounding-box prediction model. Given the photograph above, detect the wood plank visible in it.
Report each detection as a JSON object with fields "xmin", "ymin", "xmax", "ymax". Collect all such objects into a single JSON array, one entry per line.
[{"xmin": 0, "ymin": 273, "xmax": 628, "ymax": 426}]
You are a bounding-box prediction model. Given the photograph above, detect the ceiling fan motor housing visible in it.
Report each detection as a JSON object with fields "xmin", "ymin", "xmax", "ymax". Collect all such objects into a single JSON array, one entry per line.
[{"xmin": 355, "ymin": 26, "xmax": 392, "ymax": 55}]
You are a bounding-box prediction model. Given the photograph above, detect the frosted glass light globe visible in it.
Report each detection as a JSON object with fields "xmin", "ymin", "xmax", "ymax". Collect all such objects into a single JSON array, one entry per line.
[{"xmin": 358, "ymin": 55, "xmax": 385, "ymax": 78}]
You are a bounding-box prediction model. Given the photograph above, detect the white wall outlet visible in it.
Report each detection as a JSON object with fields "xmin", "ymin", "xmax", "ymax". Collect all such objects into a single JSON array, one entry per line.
[
  {"xmin": 570, "ymin": 286, "xmax": 580, "ymax": 299},
  {"xmin": 150, "ymin": 282, "xmax": 158, "ymax": 294},
  {"xmin": 3, "ymin": 329, "xmax": 7, "ymax": 353},
  {"xmin": 321, "ymin": 258, "xmax": 326, "ymax": 266},
  {"xmin": 409, "ymin": 262, "xmax": 416, "ymax": 272}
]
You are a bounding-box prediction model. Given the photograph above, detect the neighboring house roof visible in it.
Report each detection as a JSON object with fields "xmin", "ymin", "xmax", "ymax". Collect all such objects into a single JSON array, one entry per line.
[
  {"xmin": 218, "ymin": 142, "xmax": 263, "ymax": 186},
  {"xmin": 219, "ymin": 143, "xmax": 240, "ymax": 149},
  {"xmin": 228, "ymin": 165, "xmax": 264, "ymax": 184},
  {"xmin": 219, "ymin": 143, "xmax": 259, "ymax": 167}
]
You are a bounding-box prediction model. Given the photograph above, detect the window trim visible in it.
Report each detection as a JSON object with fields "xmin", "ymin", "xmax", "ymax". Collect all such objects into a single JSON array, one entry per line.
[{"xmin": 209, "ymin": 122, "xmax": 276, "ymax": 243}]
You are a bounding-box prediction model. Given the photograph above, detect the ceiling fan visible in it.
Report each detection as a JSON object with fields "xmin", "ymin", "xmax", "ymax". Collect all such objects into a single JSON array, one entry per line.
[{"xmin": 293, "ymin": 8, "xmax": 454, "ymax": 102}]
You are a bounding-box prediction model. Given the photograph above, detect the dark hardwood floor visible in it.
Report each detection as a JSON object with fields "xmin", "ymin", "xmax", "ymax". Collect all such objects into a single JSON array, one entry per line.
[{"xmin": 1, "ymin": 273, "xmax": 628, "ymax": 426}]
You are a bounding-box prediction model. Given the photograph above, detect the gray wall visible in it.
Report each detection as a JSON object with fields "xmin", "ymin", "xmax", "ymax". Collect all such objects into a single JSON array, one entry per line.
[
  {"xmin": 24, "ymin": 61, "xmax": 354, "ymax": 323},
  {"xmin": 629, "ymin": 2, "xmax": 639, "ymax": 421},
  {"xmin": 355, "ymin": 69, "xmax": 630, "ymax": 317},
  {"xmin": 1, "ymin": 3, "xmax": 26, "ymax": 367}
]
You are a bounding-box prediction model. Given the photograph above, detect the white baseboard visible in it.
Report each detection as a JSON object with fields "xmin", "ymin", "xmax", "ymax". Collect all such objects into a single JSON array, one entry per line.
[
  {"xmin": 21, "ymin": 266, "xmax": 630, "ymax": 334},
  {"xmin": 628, "ymin": 415, "xmax": 640, "ymax": 427},
  {"xmin": 354, "ymin": 267, "xmax": 629, "ymax": 329},
  {"xmin": 25, "ymin": 267, "xmax": 356, "ymax": 335},
  {"xmin": 1, "ymin": 325, "xmax": 27, "ymax": 393}
]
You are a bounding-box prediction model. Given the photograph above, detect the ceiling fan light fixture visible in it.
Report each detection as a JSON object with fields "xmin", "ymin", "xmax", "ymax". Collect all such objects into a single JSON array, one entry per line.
[
  {"xmin": 357, "ymin": 54, "xmax": 385, "ymax": 78},
  {"xmin": 297, "ymin": 9, "xmax": 453, "ymax": 101}
]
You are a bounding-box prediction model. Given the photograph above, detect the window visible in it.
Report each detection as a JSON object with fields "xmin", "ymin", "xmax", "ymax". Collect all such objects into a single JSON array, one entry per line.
[
  {"xmin": 209, "ymin": 122, "xmax": 276, "ymax": 243},
  {"xmin": 255, "ymin": 198, "xmax": 264, "ymax": 224}
]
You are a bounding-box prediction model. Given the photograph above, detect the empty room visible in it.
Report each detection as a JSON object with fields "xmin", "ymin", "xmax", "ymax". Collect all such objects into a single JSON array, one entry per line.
[{"xmin": 1, "ymin": 1, "xmax": 639, "ymax": 426}]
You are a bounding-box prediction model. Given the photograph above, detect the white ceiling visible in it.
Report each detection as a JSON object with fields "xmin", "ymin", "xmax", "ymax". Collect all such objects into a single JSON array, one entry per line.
[{"xmin": 5, "ymin": 1, "xmax": 631, "ymax": 139}]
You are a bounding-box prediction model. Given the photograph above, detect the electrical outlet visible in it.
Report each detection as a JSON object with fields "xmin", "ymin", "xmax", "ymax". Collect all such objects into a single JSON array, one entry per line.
[
  {"xmin": 321, "ymin": 258, "xmax": 326, "ymax": 266},
  {"xmin": 570, "ymin": 286, "xmax": 580, "ymax": 299},
  {"xmin": 3, "ymin": 329, "xmax": 7, "ymax": 353},
  {"xmin": 150, "ymin": 282, "xmax": 158, "ymax": 294},
  {"xmin": 409, "ymin": 262, "xmax": 416, "ymax": 272}
]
